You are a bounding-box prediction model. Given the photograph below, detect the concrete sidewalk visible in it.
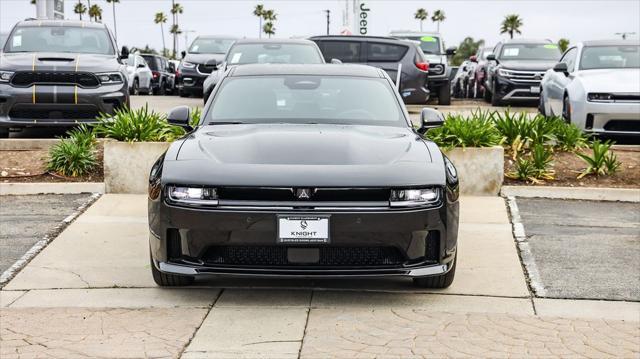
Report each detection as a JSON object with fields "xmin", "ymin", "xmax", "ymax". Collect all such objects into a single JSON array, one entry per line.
[{"xmin": 1, "ymin": 194, "xmax": 638, "ymax": 358}]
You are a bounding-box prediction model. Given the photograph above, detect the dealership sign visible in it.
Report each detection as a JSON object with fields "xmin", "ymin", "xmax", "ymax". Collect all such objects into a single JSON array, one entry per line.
[{"xmin": 359, "ymin": 2, "xmax": 370, "ymax": 35}]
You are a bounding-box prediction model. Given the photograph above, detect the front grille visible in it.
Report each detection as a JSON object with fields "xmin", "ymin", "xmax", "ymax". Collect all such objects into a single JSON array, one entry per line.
[
  {"xmin": 197, "ymin": 64, "xmax": 213, "ymax": 74},
  {"xmin": 500, "ymin": 69, "xmax": 544, "ymax": 83},
  {"xmin": 611, "ymin": 93, "xmax": 640, "ymax": 102},
  {"xmin": 11, "ymin": 71, "xmax": 100, "ymax": 88},
  {"xmin": 202, "ymin": 246, "xmax": 406, "ymax": 267},
  {"xmin": 217, "ymin": 187, "xmax": 390, "ymax": 202},
  {"xmin": 9, "ymin": 104, "xmax": 100, "ymax": 120},
  {"xmin": 604, "ymin": 120, "xmax": 640, "ymax": 132}
]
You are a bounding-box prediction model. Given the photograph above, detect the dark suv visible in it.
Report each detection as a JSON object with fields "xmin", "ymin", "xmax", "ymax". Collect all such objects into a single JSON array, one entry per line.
[
  {"xmin": 310, "ymin": 35, "xmax": 430, "ymax": 104},
  {"xmin": 176, "ymin": 35, "xmax": 236, "ymax": 97},
  {"xmin": 141, "ymin": 54, "xmax": 175, "ymax": 95},
  {"xmin": 0, "ymin": 20, "xmax": 129, "ymax": 137},
  {"xmin": 484, "ymin": 39, "xmax": 561, "ymax": 106}
]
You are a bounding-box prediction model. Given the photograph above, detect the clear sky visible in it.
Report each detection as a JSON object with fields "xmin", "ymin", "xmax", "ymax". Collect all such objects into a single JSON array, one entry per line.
[{"xmin": 1, "ymin": 0, "xmax": 639, "ymax": 52}]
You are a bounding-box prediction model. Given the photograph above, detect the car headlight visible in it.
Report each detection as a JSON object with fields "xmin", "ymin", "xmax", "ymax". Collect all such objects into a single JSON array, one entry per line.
[
  {"xmin": 497, "ymin": 68, "xmax": 513, "ymax": 77},
  {"xmin": 181, "ymin": 62, "xmax": 196, "ymax": 69},
  {"xmin": 97, "ymin": 72, "xmax": 124, "ymax": 84},
  {"xmin": 167, "ymin": 185, "xmax": 219, "ymax": 206},
  {"xmin": 0, "ymin": 70, "xmax": 14, "ymax": 82},
  {"xmin": 390, "ymin": 188, "xmax": 441, "ymax": 207},
  {"xmin": 587, "ymin": 93, "xmax": 614, "ymax": 102}
]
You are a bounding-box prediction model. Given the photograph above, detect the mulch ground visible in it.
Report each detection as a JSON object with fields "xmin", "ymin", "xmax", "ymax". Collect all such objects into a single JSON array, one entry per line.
[
  {"xmin": 0, "ymin": 145, "xmax": 104, "ymax": 183},
  {"xmin": 504, "ymin": 147, "xmax": 640, "ymax": 188}
]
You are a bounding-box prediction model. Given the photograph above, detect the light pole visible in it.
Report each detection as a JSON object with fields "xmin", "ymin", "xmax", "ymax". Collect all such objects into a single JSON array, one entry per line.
[{"xmin": 325, "ymin": 10, "xmax": 330, "ymax": 35}]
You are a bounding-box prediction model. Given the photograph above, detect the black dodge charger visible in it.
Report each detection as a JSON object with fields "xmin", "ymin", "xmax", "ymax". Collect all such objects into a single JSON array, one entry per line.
[{"xmin": 148, "ymin": 64, "xmax": 459, "ymax": 288}]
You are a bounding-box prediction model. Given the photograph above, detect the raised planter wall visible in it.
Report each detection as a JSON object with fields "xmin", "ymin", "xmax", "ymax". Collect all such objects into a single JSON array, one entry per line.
[
  {"xmin": 103, "ymin": 141, "xmax": 170, "ymax": 194},
  {"xmin": 444, "ymin": 146, "xmax": 504, "ymax": 196}
]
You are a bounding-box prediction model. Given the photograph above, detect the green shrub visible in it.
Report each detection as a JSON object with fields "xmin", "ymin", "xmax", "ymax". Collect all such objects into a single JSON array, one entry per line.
[
  {"xmin": 47, "ymin": 126, "xmax": 98, "ymax": 177},
  {"xmin": 189, "ymin": 107, "xmax": 202, "ymax": 128},
  {"xmin": 94, "ymin": 105, "xmax": 185, "ymax": 142},
  {"xmin": 577, "ymin": 140, "xmax": 621, "ymax": 178},
  {"xmin": 507, "ymin": 143, "xmax": 555, "ymax": 183},
  {"xmin": 493, "ymin": 110, "xmax": 530, "ymax": 147},
  {"xmin": 425, "ymin": 114, "xmax": 504, "ymax": 149},
  {"xmin": 553, "ymin": 122, "xmax": 588, "ymax": 152},
  {"xmin": 508, "ymin": 157, "xmax": 539, "ymax": 183}
]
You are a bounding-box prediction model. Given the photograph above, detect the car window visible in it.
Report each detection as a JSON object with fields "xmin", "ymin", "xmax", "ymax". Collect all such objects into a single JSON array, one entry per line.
[
  {"xmin": 396, "ymin": 36, "xmax": 441, "ymax": 55},
  {"xmin": 318, "ymin": 41, "xmax": 361, "ymax": 63},
  {"xmin": 366, "ymin": 42, "xmax": 408, "ymax": 62},
  {"xmin": 136, "ymin": 55, "xmax": 146, "ymax": 67},
  {"xmin": 189, "ymin": 38, "xmax": 235, "ymax": 54},
  {"xmin": 499, "ymin": 43, "xmax": 561, "ymax": 61},
  {"xmin": 560, "ymin": 47, "xmax": 578, "ymax": 72},
  {"xmin": 142, "ymin": 56, "xmax": 159, "ymax": 70},
  {"xmin": 5, "ymin": 26, "xmax": 114, "ymax": 55},
  {"xmin": 580, "ymin": 45, "xmax": 640, "ymax": 70},
  {"xmin": 208, "ymin": 75, "xmax": 405, "ymax": 127},
  {"xmin": 226, "ymin": 43, "xmax": 323, "ymax": 65}
]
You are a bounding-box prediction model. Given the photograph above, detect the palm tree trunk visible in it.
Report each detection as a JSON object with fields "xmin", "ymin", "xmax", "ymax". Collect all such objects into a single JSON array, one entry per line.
[
  {"xmin": 160, "ymin": 23, "xmax": 166, "ymax": 57},
  {"xmin": 87, "ymin": 0, "xmax": 92, "ymax": 22},
  {"xmin": 259, "ymin": 18, "xmax": 262, "ymax": 39},
  {"xmin": 111, "ymin": 2, "xmax": 117, "ymax": 43},
  {"xmin": 437, "ymin": 22, "xmax": 440, "ymax": 32},
  {"xmin": 420, "ymin": 20, "xmax": 423, "ymax": 32},
  {"xmin": 510, "ymin": 30, "xmax": 514, "ymax": 39},
  {"xmin": 172, "ymin": 0, "xmax": 176, "ymax": 58}
]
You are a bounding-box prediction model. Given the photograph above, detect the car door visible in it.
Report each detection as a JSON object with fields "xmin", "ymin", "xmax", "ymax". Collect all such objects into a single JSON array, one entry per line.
[
  {"xmin": 136, "ymin": 55, "xmax": 152, "ymax": 89},
  {"xmin": 485, "ymin": 43, "xmax": 501, "ymax": 92},
  {"xmin": 547, "ymin": 47, "xmax": 577, "ymax": 115},
  {"xmin": 365, "ymin": 41, "xmax": 410, "ymax": 87}
]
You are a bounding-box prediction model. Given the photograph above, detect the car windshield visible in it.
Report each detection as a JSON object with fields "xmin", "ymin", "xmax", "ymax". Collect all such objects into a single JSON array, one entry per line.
[
  {"xmin": 480, "ymin": 48, "xmax": 493, "ymax": 60},
  {"xmin": 208, "ymin": 75, "xmax": 405, "ymax": 127},
  {"xmin": 226, "ymin": 43, "xmax": 323, "ymax": 65},
  {"xmin": 499, "ymin": 43, "xmax": 561, "ymax": 60},
  {"xmin": 580, "ymin": 45, "xmax": 640, "ymax": 70},
  {"xmin": 189, "ymin": 38, "xmax": 234, "ymax": 54},
  {"xmin": 142, "ymin": 56, "xmax": 159, "ymax": 70},
  {"xmin": 401, "ymin": 36, "xmax": 441, "ymax": 55},
  {"xmin": 4, "ymin": 26, "xmax": 114, "ymax": 55}
]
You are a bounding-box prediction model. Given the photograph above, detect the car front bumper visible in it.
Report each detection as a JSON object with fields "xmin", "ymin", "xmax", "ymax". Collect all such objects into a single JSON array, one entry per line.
[
  {"xmin": 149, "ymin": 198, "xmax": 459, "ymax": 279},
  {"xmin": 494, "ymin": 76, "xmax": 541, "ymax": 102},
  {"xmin": 0, "ymin": 82, "xmax": 128, "ymax": 129},
  {"xmin": 572, "ymin": 100, "xmax": 640, "ymax": 136},
  {"xmin": 177, "ymin": 68, "xmax": 209, "ymax": 93}
]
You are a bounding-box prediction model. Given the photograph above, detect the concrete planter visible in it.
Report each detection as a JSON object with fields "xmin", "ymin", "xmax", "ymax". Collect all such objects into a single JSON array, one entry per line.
[
  {"xmin": 444, "ymin": 146, "xmax": 504, "ymax": 196},
  {"xmin": 103, "ymin": 141, "xmax": 170, "ymax": 194}
]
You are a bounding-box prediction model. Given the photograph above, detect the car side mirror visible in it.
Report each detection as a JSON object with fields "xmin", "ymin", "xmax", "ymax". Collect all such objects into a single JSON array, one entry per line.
[
  {"xmin": 330, "ymin": 58, "xmax": 342, "ymax": 64},
  {"xmin": 120, "ymin": 46, "xmax": 129, "ymax": 60},
  {"xmin": 181, "ymin": 50, "xmax": 186, "ymax": 59},
  {"xmin": 469, "ymin": 55, "xmax": 478, "ymax": 63},
  {"xmin": 418, "ymin": 108, "xmax": 445, "ymax": 134},
  {"xmin": 553, "ymin": 62, "xmax": 569, "ymax": 76},
  {"xmin": 486, "ymin": 54, "xmax": 496, "ymax": 61},
  {"xmin": 168, "ymin": 63, "xmax": 175, "ymax": 72},
  {"xmin": 167, "ymin": 106, "xmax": 193, "ymax": 131},
  {"xmin": 445, "ymin": 47, "xmax": 457, "ymax": 56},
  {"xmin": 204, "ymin": 59, "xmax": 218, "ymax": 71}
]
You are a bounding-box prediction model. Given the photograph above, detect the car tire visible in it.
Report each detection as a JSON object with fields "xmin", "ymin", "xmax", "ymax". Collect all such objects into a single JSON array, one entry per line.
[
  {"xmin": 562, "ymin": 95, "xmax": 571, "ymax": 124},
  {"xmin": 538, "ymin": 91, "xmax": 547, "ymax": 116},
  {"xmin": 483, "ymin": 84, "xmax": 492, "ymax": 103},
  {"xmin": 179, "ymin": 89, "xmax": 189, "ymax": 98},
  {"xmin": 438, "ymin": 81, "xmax": 451, "ymax": 105},
  {"xmin": 413, "ymin": 254, "xmax": 457, "ymax": 289},
  {"xmin": 132, "ymin": 78, "xmax": 140, "ymax": 96},
  {"xmin": 157, "ymin": 81, "xmax": 166, "ymax": 96},
  {"xmin": 0, "ymin": 128, "xmax": 9, "ymax": 138},
  {"xmin": 490, "ymin": 82, "xmax": 502, "ymax": 106},
  {"xmin": 150, "ymin": 253, "xmax": 194, "ymax": 287}
]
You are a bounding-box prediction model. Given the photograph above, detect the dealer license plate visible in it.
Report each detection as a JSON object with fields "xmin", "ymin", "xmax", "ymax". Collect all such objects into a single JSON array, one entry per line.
[
  {"xmin": 530, "ymin": 86, "xmax": 541, "ymax": 94},
  {"xmin": 278, "ymin": 216, "xmax": 330, "ymax": 244}
]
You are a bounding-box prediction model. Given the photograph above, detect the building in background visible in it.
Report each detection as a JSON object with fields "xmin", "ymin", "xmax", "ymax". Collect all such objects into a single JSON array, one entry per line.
[{"xmin": 35, "ymin": 0, "xmax": 64, "ymax": 20}]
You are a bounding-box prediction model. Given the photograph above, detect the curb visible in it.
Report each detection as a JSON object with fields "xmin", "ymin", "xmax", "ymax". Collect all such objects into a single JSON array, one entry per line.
[
  {"xmin": 0, "ymin": 182, "xmax": 105, "ymax": 195},
  {"xmin": 501, "ymin": 185, "xmax": 640, "ymax": 203},
  {"xmin": 0, "ymin": 139, "xmax": 60, "ymax": 151}
]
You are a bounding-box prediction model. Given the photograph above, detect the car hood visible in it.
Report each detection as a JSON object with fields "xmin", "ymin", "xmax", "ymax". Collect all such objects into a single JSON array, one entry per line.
[
  {"xmin": 500, "ymin": 60, "xmax": 558, "ymax": 71},
  {"xmin": 0, "ymin": 52, "xmax": 121, "ymax": 72},
  {"xmin": 576, "ymin": 68, "xmax": 640, "ymax": 93},
  {"xmin": 162, "ymin": 124, "xmax": 445, "ymax": 187},
  {"xmin": 183, "ymin": 53, "xmax": 225, "ymax": 65}
]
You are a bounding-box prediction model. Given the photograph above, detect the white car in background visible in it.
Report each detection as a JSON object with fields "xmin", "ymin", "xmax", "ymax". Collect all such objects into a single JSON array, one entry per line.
[
  {"xmin": 540, "ymin": 40, "xmax": 640, "ymax": 136},
  {"xmin": 125, "ymin": 54, "xmax": 152, "ymax": 95}
]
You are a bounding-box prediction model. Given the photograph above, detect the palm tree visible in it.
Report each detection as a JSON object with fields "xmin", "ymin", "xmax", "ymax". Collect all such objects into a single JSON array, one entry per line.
[
  {"xmin": 431, "ymin": 10, "xmax": 446, "ymax": 32},
  {"xmin": 263, "ymin": 22, "xmax": 275, "ymax": 39},
  {"xmin": 88, "ymin": 4, "xmax": 102, "ymax": 23},
  {"xmin": 155, "ymin": 12, "xmax": 168, "ymax": 57},
  {"xmin": 262, "ymin": 9, "xmax": 277, "ymax": 38},
  {"xmin": 74, "ymin": 1, "xmax": 87, "ymax": 20},
  {"xmin": 170, "ymin": 1, "xmax": 184, "ymax": 58},
  {"xmin": 558, "ymin": 38, "xmax": 570, "ymax": 53},
  {"xmin": 414, "ymin": 8, "xmax": 427, "ymax": 32},
  {"xmin": 253, "ymin": 4, "xmax": 264, "ymax": 38},
  {"xmin": 106, "ymin": 0, "xmax": 120, "ymax": 42},
  {"xmin": 500, "ymin": 14, "xmax": 523, "ymax": 39}
]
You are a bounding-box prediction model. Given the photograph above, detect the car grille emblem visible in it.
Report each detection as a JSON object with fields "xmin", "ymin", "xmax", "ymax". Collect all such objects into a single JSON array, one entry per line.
[
  {"xmin": 300, "ymin": 220, "xmax": 308, "ymax": 229},
  {"xmin": 295, "ymin": 188, "xmax": 313, "ymax": 200}
]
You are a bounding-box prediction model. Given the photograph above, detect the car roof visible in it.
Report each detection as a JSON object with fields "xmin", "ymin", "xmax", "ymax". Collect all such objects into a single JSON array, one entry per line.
[
  {"xmin": 233, "ymin": 38, "xmax": 317, "ymax": 46},
  {"xmin": 502, "ymin": 38, "xmax": 553, "ymax": 44},
  {"xmin": 229, "ymin": 64, "xmax": 384, "ymax": 78},
  {"xmin": 582, "ymin": 39, "xmax": 640, "ymax": 47},
  {"xmin": 310, "ymin": 35, "xmax": 405, "ymax": 44},
  {"xmin": 16, "ymin": 19, "xmax": 106, "ymax": 29},
  {"xmin": 194, "ymin": 35, "xmax": 238, "ymax": 40},
  {"xmin": 390, "ymin": 31, "xmax": 441, "ymax": 37}
]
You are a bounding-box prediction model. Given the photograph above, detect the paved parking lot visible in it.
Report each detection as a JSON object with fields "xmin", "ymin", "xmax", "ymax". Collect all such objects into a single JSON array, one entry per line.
[{"xmin": 515, "ymin": 198, "xmax": 640, "ymax": 301}]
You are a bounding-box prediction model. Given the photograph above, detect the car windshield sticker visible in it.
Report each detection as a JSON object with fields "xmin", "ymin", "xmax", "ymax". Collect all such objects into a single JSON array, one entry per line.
[
  {"xmin": 544, "ymin": 44, "xmax": 559, "ymax": 49},
  {"xmin": 420, "ymin": 36, "xmax": 437, "ymax": 42},
  {"xmin": 277, "ymin": 99, "xmax": 286, "ymax": 107},
  {"xmin": 230, "ymin": 53, "xmax": 242, "ymax": 64},
  {"xmin": 503, "ymin": 48, "xmax": 520, "ymax": 56},
  {"xmin": 12, "ymin": 35, "xmax": 22, "ymax": 47}
]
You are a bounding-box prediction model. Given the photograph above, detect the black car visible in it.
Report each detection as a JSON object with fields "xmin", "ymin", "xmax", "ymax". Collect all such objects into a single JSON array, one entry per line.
[
  {"xmin": 310, "ymin": 35, "xmax": 431, "ymax": 104},
  {"xmin": 176, "ymin": 35, "xmax": 236, "ymax": 97},
  {"xmin": 484, "ymin": 39, "xmax": 561, "ymax": 106},
  {"xmin": 0, "ymin": 20, "xmax": 129, "ymax": 137},
  {"xmin": 141, "ymin": 54, "xmax": 175, "ymax": 95},
  {"xmin": 149, "ymin": 64, "xmax": 460, "ymax": 288},
  {"xmin": 202, "ymin": 39, "xmax": 325, "ymax": 103}
]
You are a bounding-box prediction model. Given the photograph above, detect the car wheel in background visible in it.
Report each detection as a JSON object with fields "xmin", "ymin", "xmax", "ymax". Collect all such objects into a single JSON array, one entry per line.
[
  {"xmin": 132, "ymin": 78, "xmax": 140, "ymax": 96},
  {"xmin": 538, "ymin": 91, "xmax": 547, "ymax": 116},
  {"xmin": 438, "ymin": 81, "xmax": 451, "ymax": 105},
  {"xmin": 413, "ymin": 255, "xmax": 457, "ymax": 288},
  {"xmin": 150, "ymin": 252, "xmax": 194, "ymax": 286},
  {"xmin": 562, "ymin": 95, "xmax": 572, "ymax": 123},
  {"xmin": 490, "ymin": 81, "xmax": 502, "ymax": 106},
  {"xmin": 157, "ymin": 81, "xmax": 166, "ymax": 96},
  {"xmin": 179, "ymin": 89, "xmax": 189, "ymax": 98},
  {"xmin": 483, "ymin": 84, "xmax": 492, "ymax": 103},
  {"xmin": 0, "ymin": 128, "xmax": 9, "ymax": 138}
]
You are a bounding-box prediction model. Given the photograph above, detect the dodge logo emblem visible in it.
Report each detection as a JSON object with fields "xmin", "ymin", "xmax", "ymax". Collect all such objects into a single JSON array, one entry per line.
[
  {"xmin": 300, "ymin": 220, "xmax": 308, "ymax": 229},
  {"xmin": 295, "ymin": 188, "xmax": 313, "ymax": 199}
]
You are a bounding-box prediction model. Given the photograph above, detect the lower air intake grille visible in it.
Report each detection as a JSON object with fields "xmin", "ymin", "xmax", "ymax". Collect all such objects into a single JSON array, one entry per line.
[{"xmin": 604, "ymin": 120, "xmax": 640, "ymax": 132}]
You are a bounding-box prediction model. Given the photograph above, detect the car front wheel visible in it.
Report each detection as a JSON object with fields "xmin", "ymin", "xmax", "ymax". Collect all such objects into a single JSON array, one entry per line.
[
  {"xmin": 562, "ymin": 95, "xmax": 572, "ymax": 124},
  {"xmin": 150, "ymin": 252, "xmax": 194, "ymax": 286},
  {"xmin": 413, "ymin": 254, "xmax": 456, "ymax": 289},
  {"xmin": 438, "ymin": 81, "xmax": 452, "ymax": 105}
]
